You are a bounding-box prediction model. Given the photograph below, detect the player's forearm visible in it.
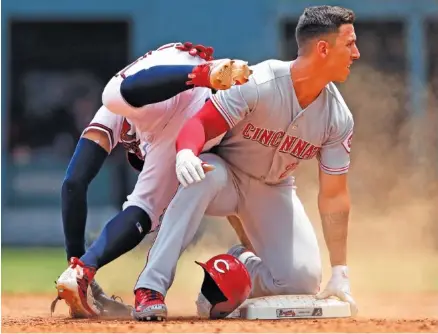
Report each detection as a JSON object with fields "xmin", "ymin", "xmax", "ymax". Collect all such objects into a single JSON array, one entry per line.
[
  {"xmin": 120, "ymin": 65, "xmax": 196, "ymax": 107},
  {"xmin": 176, "ymin": 100, "xmax": 229, "ymax": 155},
  {"xmin": 176, "ymin": 117, "xmax": 206, "ymax": 156},
  {"xmin": 318, "ymin": 190, "xmax": 350, "ymax": 266},
  {"xmin": 62, "ymin": 137, "xmax": 109, "ymax": 259}
]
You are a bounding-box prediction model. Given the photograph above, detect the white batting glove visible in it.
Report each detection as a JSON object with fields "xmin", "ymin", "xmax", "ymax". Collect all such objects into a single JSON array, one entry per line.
[
  {"xmin": 316, "ymin": 265, "xmax": 358, "ymax": 316},
  {"xmin": 176, "ymin": 149, "xmax": 206, "ymax": 188}
]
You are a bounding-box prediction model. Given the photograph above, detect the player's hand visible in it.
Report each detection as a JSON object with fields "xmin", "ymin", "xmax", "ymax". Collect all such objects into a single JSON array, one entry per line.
[
  {"xmin": 195, "ymin": 292, "xmax": 212, "ymax": 319},
  {"xmin": 176, "ymin": 149, "xmax": 214, "ymax": 187},
  {"xmin": 316, "ymin": 265, "xmax": 358, "ymax": 316}
]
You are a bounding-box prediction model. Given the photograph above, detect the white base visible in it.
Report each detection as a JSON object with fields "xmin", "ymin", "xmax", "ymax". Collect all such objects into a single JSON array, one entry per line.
[{"xmin": 226, "ymin": 295, "xmax": 351, "ymax": 320}]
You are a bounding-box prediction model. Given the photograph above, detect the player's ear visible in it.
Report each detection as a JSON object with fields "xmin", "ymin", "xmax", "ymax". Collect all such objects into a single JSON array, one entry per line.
[{"xmin": 316, "ymin": 40, "xmax": 330, "ymax": 58}]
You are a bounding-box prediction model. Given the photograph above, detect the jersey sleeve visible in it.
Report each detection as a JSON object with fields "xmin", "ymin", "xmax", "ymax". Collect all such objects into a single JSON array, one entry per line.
[
  {"xmin": 209, "ymin": 75, "xmax": 259, "ymax": 128},
  {"xmin": 82, "ymin": 106, "xmax": 124, "ymax": 151},
  {"xmin": 318, "ymin": 110, "xmax": 354, "ymax": 175}
]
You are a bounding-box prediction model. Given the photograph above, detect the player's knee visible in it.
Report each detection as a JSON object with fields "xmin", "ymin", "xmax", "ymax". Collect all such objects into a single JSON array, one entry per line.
[
  {"xmin": 289, "ymin": 266, "xmax": 321, "ymax": 294},
  {"xmin": 273, "ymin": 264, "xmax": 321, "ymax": 295},
  {"xmin": 102, "ymin": 78, "xmax": 130, "ymax": 117}
]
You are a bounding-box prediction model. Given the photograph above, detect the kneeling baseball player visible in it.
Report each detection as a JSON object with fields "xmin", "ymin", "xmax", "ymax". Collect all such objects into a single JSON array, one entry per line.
[{"xmin": 130, "ymin": 5, "xmax": 360, "ymax": 321}]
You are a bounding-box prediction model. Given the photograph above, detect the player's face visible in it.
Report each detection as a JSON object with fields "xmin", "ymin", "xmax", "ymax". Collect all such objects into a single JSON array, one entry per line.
[{"xmin": 326, "ymin": 24, "xmax": 360, "ymax": 82}]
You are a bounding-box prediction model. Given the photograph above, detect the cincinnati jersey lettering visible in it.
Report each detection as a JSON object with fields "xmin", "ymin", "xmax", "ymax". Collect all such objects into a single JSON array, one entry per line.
[{"xmin": 242, "ymin": 123, "xmax": 320, "ymax": 160}]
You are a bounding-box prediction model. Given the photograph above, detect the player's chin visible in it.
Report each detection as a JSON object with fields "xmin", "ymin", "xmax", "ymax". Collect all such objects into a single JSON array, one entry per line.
[{"xmin": 334, "ymin": 71, "xmax": 350, "ymax": 83}]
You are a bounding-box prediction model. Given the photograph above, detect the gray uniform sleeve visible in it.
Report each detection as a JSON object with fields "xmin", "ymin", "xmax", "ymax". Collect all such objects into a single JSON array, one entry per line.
[
  {"xmin": 318, "ymin": 111, "xmax": 354, "ymax": 175},
  {"xmin": 209, "ymin": 75, "xmax": 259, "ymax": 128}
]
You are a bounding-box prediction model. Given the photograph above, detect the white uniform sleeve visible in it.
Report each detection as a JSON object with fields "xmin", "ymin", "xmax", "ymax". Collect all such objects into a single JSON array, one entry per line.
[
  {"xmin": 209, "ymin": 75, "xmax": 259, "ymax": 128},
  {"xmin": 82, "ymin": 106, "xmax": 123, "ymax": 151},
  {"xmin": 318, "ymin": 111, "xmax": 354, "ymax": 175}
]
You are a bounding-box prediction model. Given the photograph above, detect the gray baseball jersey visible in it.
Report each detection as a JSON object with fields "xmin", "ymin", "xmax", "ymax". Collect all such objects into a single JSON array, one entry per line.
[
  {"xmin": 135, "ymin": 59, "xmax": 354, "ymax": 299},
  {"xmin": 210, "ymin": 59, "xmax": 354, "ymax": 183}
]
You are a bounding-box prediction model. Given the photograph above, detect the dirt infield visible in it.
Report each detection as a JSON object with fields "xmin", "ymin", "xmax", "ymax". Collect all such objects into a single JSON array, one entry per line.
[{"xmin": 2, "ymin": 293, "xmax": 438, "ymax": 333}]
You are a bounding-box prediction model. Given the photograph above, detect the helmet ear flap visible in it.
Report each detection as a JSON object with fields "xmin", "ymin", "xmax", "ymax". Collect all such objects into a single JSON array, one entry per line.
[
  {"xmin": 200, "ymin": 268, "xmax": 228, "ymax": 306},
  {"xmin": 196, "ymin": 254, "xmax": 251, "ymax": 319}
]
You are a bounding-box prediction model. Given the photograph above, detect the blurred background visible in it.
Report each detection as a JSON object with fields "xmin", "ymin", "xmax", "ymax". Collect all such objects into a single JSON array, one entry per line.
[{"xmin": 2, "ymin": 0, "xmax": 438, "ymax": 316}]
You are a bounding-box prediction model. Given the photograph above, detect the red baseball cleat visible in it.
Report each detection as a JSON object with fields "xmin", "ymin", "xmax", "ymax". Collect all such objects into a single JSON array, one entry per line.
[
  {"xmin": 55, "ymin": 257, "xmax": 101, "ymax": 318},
  {"xmin": 132, "ymin": 288, "xmax": 167, "ymax": 321}
]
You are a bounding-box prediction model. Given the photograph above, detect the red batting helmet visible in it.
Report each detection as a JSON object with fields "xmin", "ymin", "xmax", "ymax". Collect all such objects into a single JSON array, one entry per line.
[{"xmin": 195, "ymin": 253, "xmax": 252, "ymax": 319}]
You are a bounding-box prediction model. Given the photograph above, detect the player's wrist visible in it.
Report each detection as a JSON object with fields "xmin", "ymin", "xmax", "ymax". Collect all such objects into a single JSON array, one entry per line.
[
  {"xmin": 331, "ymin": 265, "xmax": 348, "ymax": 277},
  {"xmin": 176, "ymin": 149, "xmax": 196, "ymax": 163},
  {"xmin": 176, "ymin": 148, "xmax": 196, "ymax": 157}
]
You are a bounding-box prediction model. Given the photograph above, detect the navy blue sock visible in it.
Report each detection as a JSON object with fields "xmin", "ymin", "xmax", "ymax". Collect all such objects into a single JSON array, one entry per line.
[
  {"xmin": 120, "ymin": 65, "xmax": 197, "ymax": 107},
  {"xmin": 62, "ymin": 138, "xmax": 108, "ymax": 260},
  {"xmin": 80, "ymin": 206, "xmax": 151, "ymax": 269}
]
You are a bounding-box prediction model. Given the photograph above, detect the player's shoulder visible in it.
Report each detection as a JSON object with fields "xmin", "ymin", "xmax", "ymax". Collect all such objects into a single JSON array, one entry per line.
[
  {"xmin": 325, "ymin": 83, "xmax": 353, "ymax": 118},
  {"xmin": 324, "ymin": 82, "xmax": 354, "ymax": 129},
  {"xmin": 249, "ymin": 59, "xmax": 291, "ymax": 85}
]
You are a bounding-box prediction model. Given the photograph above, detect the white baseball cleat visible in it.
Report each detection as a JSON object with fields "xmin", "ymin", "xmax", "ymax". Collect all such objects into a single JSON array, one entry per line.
[{"xmin": 54, "ymin": 257, "xmax": 102, "ymax": 318}]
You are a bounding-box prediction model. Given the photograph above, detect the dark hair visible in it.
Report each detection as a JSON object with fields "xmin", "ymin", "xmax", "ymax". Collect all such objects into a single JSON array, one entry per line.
[{"xmin": 295, "ymin": 6, "xmax": 355, "ymax": 48}]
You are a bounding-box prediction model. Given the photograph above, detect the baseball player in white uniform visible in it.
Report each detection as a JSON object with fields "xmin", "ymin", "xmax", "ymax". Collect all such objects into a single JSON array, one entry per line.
[
  {"xmin": 55, "ymin": 42, "xmax": 252, "ymax": 318},
  {"xmin": 132, "ymin": 5, "xmax": 360, "ymax": 321},
  {"xmin": 55, "ymin": 106, "xmax": 148, "ymax": 318}
]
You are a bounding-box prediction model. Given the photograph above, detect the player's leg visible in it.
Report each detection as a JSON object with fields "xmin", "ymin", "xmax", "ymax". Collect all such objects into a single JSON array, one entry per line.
[
  {"xmin": 57, "ymin": 107, "xmax": 137, "ymax": 318},
  {"xmin": 79, "ymin": 205, "xmax": 151, "ymax": 268},
  {"xmin": 80, "ymin": 83, "xmax": 215, "ymax": 267},
  {"xmin": 133, "ymin": 153, "xmax": 239, "ymax": 321},
  {"xmin": 235, "ymin": 181, "xmax": 322, "ymax": 298},
  {"xmin": 80, "ymin": 128, "xmax": 170, "ymax": 269},
  {"xmin": 102, "ymin": 59, "xmax": 251, "ymax": 119},
  {"xmin": 57, "ymin": 202, "xmax": 150, "ymax": 318},
  {"xmin": 56, "ymin": 126, "xmax": 183, "ymax": 317},
  {"xmin": 56, "ymin": 206, "xmax": 151, "ymax": 317},
  {"xmin": 116, "ymin": 61, "xmax": 251, "ymax": 106}
]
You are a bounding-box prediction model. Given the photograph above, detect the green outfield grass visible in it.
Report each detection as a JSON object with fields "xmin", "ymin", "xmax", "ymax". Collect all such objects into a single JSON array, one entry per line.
[
  {"xmin": 2, "ymin": 247, "xmax": 68, "ymax": 293},
  {"xmin": 1, "ymin": 247, "xmax": 151, "ymax": 294},
  {"xmin": 3, "ymin": 246, "xmax": 438, "ymax": 295},
  {"xmin": 1, "ymin": 245, "xmax": 221, "ymax": 295}
]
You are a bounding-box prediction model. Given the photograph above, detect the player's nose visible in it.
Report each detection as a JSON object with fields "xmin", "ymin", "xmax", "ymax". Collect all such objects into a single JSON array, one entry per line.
[{"xmin": 352, "ymin": 45, "xmax": 360, "ymax": 60}]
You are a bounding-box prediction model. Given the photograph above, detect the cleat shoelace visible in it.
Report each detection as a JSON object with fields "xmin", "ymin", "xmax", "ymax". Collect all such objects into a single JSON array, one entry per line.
[{"xmin": 136, "ymin": 289, "xmax": 164, "ymax": 310}]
